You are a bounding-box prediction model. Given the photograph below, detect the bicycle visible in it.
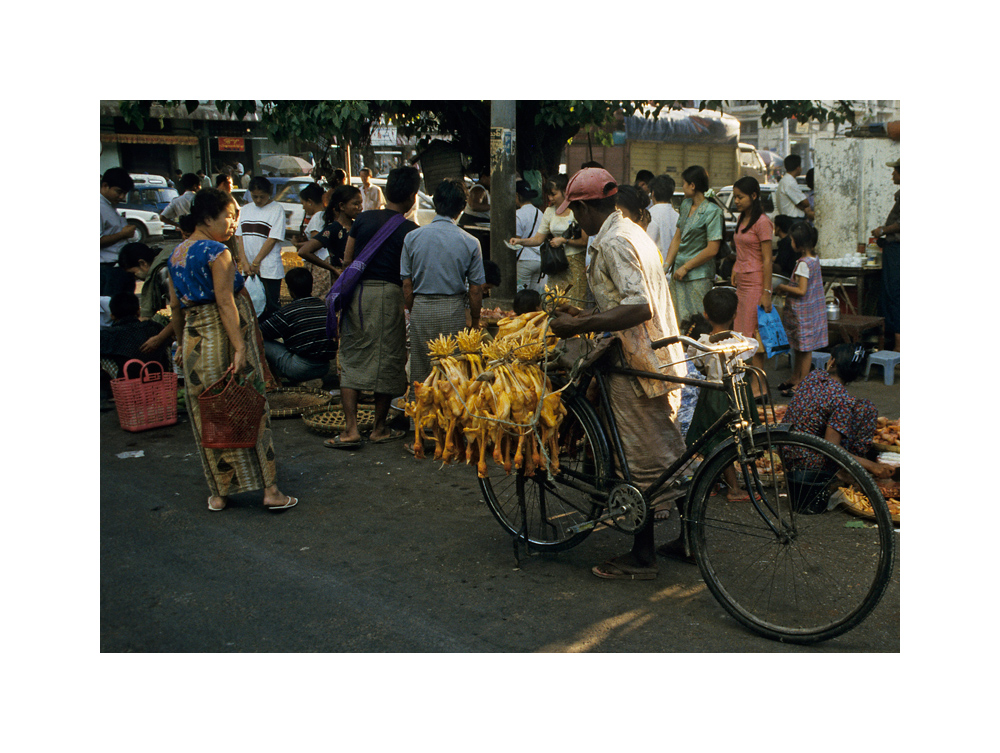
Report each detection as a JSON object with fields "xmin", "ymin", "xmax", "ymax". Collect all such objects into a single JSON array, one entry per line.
[{"xmin": 478, "ymin": 329, "xmax": 896, "ymax": 645}]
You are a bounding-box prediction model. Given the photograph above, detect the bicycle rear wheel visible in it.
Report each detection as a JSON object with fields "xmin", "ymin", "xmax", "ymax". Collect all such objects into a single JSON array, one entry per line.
[
  {"xmin": 687, "ymin": 429, "xmax": 895, "ymax": 644},
  {"xmin": 479, "ymin": 391, "xmax": 610, "ymax": 552}
]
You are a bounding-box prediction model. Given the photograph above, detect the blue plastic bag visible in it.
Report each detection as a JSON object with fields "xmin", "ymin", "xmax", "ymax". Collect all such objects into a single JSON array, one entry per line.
[{"xmin": 757, "ymin": 305, "xmax": 790, "ymax": 358}]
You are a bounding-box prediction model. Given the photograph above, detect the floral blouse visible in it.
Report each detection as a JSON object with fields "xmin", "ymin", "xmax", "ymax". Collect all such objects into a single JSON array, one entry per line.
[
  {"xmin": 783, "ymin": 369, "xmax": 877, "ymax": 470},
  {"xmin": 168, "ymin": 239, "xmax": 245, "ymax": 309}
]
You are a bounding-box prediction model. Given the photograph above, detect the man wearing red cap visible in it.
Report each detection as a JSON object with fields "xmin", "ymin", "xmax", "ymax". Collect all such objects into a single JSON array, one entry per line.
[{"xmin": 549, "ymin": 168, "xmax": 690, "ymax": 580}]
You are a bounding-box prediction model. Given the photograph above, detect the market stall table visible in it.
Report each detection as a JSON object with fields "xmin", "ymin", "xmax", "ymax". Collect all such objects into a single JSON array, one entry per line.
[
  {"xmin": 829, "ymin": 314, "xmax": 884, "ymax": 350},
  {"xmin": 821, "ymin": 263, "xmax": 882, "ymax": 316}
]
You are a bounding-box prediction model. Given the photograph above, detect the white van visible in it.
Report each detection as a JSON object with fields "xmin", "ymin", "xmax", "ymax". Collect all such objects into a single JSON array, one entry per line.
[{"xmin": 129, "ymin": 173, "xmax": 169, "ymax": 187}]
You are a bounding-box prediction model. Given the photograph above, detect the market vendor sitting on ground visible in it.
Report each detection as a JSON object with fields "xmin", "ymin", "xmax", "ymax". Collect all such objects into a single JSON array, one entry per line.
[
  {"xmin": 401, "ymin": 178, "xmax": 486, "ymax": 388},
  {"xmin": 259, "ymin": 267, "xmax": 337, "ymax": 386},
  {"xmin": 784, "ymin": 342, "xmax": 894, "ymax": 480},
  {"xmin": 118, "ymin": 234, "xmax": 189, "ymax": 358},
  {"xmin": 548, "ymin": 167, "xmax": 688, "ymax": 581},
  {"xmin": 100, "ymin": 291, "xmax": 171, "ymax": 376}
]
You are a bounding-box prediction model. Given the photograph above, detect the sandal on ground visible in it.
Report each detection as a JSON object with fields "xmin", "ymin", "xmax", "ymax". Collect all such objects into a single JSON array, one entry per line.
[
  {"xmin": 369, "ymin": 428, "xmax": 406, "ymax": 444},
  {"xmin": 780, "ymin": 386, "xmax": 796, "ymax": 398},
  {"xmin": 267, "ymin": 495, "xmax": 298, "ymax": 511},
  {"xmin": 324, "ymin": 434, "xmax": 364, "ymax": 450},
  {"xmin": 207, "ymin": 496, "xmax": 226, "ymax": 512},
  {"xmin": 655, "ymin": 537, "xmax": 696, "ymax": 565},
  {"xmin": 726, "ymin": 490, "xmax": 752, "ymax": 503},
  {"xmin": 777, "ymin": 381, "xmax": 793, "ymax": 391},
  {"xmin": 591, "ymin": 555, "xmax": 658, "ymax": 580}
]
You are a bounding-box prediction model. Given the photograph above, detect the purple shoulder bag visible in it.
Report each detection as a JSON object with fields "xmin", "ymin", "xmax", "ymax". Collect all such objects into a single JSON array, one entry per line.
[{"xmin": 325, "ymin": 212, "xmax": 407, "ymax": 339}]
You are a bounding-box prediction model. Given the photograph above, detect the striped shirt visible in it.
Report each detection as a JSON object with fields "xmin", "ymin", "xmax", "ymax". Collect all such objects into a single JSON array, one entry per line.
[
  {"xmin": 259, "ymin": 297, "xmax": 337, "ymax": 361},
  {"xmin": 236, "ymin": 200, "xmax": 287, "ymax": 278}
]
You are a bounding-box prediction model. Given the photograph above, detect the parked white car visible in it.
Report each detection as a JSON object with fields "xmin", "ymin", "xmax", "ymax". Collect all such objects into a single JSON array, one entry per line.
[{"xmin": 117, "ymin": 207, "xmax": 164, "ymax": 243}]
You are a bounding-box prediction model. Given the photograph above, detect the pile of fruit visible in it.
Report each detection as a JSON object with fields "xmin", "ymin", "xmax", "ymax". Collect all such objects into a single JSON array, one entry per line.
[
  {"xmin": 874, "ymin": 417, "xmax": 900, "ymax": 449},
  {"xmin": 404, "ymin": 311, "xmax": 567, "ymax": 478},
  {"xmin": 480, "ymin": 305, "xmax": 515, "ymax": 322},
  {"xmin": 838, "ymin": 485, "xmax": 900, "ymax": 521}
]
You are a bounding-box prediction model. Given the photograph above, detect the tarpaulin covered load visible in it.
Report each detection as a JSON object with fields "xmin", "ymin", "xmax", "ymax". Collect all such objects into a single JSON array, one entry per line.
[{"xmin": 624, "ymin": 108, "xmax": 740, "ymax": 145}]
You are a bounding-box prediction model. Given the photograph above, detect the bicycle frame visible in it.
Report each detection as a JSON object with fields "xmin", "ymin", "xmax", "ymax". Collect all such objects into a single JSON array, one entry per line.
[{"xmin": 558, "ymin": 334, "xmax": 792, "ymax": 538}]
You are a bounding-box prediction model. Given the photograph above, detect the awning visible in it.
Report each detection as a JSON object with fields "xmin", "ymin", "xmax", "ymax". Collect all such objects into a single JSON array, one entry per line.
[
  {"xmin": 99, "ymin": 100, "xmax": 261, "ymax": 122},
  {"xmin": 101, "ymin": 132, "xmax": 200, "ymax": 146}
]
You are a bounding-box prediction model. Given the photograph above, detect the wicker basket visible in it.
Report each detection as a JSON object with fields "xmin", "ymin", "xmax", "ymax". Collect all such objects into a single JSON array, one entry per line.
[
  {"xmin": 110, "ymin": 359, "xmax": 178, "ymax": 432},
  {"xmin": 198, "ymin": 367, "xmax": 266, "ymax": 449},
  {"xmin": 302, "ymin": 405, "xmax": 376, "ymax": 436},
  {"xmin": 265, "ymin": 386, "xmax": 333, "ymax": 419}
]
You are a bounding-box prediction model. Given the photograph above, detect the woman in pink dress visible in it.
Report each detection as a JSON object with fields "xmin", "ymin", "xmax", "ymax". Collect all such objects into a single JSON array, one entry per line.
[{"xmin": 730, "ymin": 177, "xmax": 773, "ymax": 396}]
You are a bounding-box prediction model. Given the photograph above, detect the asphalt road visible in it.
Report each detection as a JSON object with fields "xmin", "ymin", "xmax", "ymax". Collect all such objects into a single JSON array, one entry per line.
[{"xmin": 101, "ymin": 375, "xmax": 900, "ymax": 653}]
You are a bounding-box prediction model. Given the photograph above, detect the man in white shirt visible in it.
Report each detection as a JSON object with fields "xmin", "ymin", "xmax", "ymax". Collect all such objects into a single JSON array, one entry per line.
[
  {"xmin": 161, "ymin": 173, "xmax": 201, "ymax": 228},
  {"xmin": 775, "ymin": 154, "xmax": 814, "ymax": 220},
  {"xmin": 645, "ymin": 174, "xmax": 679, "ymax": 269},
  {"xmin": 359, "ymin": 168, "xmax": 385, "ymax": 211}
]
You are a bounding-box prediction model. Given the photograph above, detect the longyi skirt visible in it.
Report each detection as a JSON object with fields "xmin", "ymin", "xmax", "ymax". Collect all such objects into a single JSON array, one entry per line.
[{"xmin": 182, "ymin": 290, "xmax": 277, "ymax": 497}]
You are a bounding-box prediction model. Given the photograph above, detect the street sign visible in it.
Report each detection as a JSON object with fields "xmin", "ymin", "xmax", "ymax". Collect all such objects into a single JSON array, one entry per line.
[{"xmin": 371, "ymin": 125, "xmax": 397, "ymax": 147}]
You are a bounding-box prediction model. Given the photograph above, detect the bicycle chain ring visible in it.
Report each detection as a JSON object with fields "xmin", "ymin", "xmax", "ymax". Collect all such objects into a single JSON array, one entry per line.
[{"xmin": 607, "ymin": 483, "xmax": 648, "ymax": 533}]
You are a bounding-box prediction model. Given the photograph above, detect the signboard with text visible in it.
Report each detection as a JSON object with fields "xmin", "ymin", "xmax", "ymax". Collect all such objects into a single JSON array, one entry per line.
[{"xmin": 218, "ymin": 137, "xmax": 245, "ymax": 152}]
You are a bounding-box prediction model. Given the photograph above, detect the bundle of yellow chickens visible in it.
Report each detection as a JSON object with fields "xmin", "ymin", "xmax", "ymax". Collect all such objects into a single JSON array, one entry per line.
[{"xmin": 404, "ymin": 311, "xmax": 567, "ymax": 478}]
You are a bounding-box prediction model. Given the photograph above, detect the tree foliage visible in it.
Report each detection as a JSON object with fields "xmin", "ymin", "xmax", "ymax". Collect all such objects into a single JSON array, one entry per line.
[{"xmin": 115, "ymin": 99, "xmax": 866, "ymax": 178}]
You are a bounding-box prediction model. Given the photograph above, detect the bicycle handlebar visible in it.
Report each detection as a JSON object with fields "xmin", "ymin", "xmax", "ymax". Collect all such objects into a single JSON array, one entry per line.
[{"xmin": 651, "ymin": 330, "xmax": 754, "ymax": 356}]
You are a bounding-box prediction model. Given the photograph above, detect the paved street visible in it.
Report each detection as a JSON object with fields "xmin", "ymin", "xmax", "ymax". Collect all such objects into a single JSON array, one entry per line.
[{"xmin": 101, "ymin": 360, "xmax": 900, "ymax": 653}]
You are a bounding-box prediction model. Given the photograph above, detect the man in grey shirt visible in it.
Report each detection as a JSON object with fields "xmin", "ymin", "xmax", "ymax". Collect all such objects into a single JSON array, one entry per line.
[
  {"xmin": 401, "ymin": 178, "xmax": 486, "ymax": 386},
  {"xmin": 100, "ymin": 167, "xmax": 136, "ymax": 295}
]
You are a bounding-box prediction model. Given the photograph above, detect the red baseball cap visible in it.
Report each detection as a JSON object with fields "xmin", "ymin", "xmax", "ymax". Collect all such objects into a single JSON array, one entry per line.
[{"xmin": 556, "ymin": 168, "xmax": 618, "ymax": 214}]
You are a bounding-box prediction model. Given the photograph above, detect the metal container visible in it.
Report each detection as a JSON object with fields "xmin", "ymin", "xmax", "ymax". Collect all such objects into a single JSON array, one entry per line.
[{"xmin": 827, "ymin": 300, "xmax": 841, "ymax": 321}]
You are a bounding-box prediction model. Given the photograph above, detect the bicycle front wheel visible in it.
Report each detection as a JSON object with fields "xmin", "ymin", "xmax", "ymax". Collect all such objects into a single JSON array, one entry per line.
[
  {"xmin": 479, "ymin": 391, "xmax": 610, "ymax": 552},
  {"xmin": 688, "ymin": 429, "xmax": 895, "ymax": 644}
]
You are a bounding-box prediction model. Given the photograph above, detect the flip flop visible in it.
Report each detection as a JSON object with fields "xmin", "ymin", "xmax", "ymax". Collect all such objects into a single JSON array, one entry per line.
[
  {"xmin": 777, "ymin": 381, "xmax": 793, "ymax": 391},
  {"xmin": 267, "ymin": 495, "xmax": 298, "ymax": 511},
  {"xmin": 369, "ymin": 429, "xmax": 406, "ymax": 444},
  {"xmin": 655, "ymin": 537, "xmax": 696, "ymax": 565},
  {"xmin": 780, "ymin": 386, "xmax": 796, "ymax": 398},
  {"xmin": 591, "ymin": 556, "xmax": 658, "ymax": 580},
  {"xmin": 726, "ymin": 490, "xmax": 752, "ymax": 503},
  {"xmin": 324, "ymin": 434, "xmax": 364, "ymax": 450}
]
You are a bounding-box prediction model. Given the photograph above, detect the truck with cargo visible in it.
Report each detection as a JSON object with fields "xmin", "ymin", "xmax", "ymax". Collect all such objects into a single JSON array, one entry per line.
[{"xmin": 564, "ymin": 107, "xmax": 766, "ymax": 190}]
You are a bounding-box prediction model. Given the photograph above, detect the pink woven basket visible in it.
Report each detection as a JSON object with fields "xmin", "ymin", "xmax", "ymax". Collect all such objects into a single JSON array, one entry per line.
[{"xmin": 110, "ymin": 359, "xmax": 179, "ymax": 432}]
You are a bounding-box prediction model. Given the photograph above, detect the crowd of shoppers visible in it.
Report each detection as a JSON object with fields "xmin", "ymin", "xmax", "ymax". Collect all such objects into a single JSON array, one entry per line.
[{"xmin": 100, "ymin": 150, "xmax": 898, "ymax": 564}]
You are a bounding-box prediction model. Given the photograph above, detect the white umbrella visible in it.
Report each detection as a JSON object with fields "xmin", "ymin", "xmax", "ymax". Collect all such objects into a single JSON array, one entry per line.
[{"xmin": 259, "ymin": 154, "xmax": 313, "ymax": 175}]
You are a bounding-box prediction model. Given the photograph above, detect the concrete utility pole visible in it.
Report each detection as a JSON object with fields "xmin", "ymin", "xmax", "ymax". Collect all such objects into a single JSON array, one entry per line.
[{"xmin": 490, "ymin": 100, "xmax": 517, "ymax": 300}]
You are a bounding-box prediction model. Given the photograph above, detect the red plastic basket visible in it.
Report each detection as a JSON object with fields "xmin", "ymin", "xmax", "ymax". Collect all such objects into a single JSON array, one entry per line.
[
  {"xmin": 110, "ymin": 359, "xmax": 179, "ymax": 432},
  {"xmin": 197, "ymin": 366, "xmax": 266, "ymax": 449}
]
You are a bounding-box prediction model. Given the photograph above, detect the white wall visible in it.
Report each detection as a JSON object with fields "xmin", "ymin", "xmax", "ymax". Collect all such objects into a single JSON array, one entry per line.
[
  {"xmin": 814, "ymin": 138, "xmax": 899, "ymax": 258},
  {"xmin": 100, "ymin": 141, "xmax": 121, "ymax": 176}
]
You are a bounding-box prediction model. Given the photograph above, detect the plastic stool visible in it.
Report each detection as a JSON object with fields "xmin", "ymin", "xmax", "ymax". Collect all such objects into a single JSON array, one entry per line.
[
  {"xmin": 865, "ymin": 350, "xmax": 900, "ymax": 386},
  {"xmin": 810, "ymin": 351, "xmax": 832, "ymax": 370}
]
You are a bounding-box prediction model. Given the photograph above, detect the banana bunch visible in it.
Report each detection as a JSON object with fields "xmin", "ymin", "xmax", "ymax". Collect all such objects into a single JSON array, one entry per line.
[{"xmin": 404, "ymin": 315, "xmax": 567, "ymax": 478}]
